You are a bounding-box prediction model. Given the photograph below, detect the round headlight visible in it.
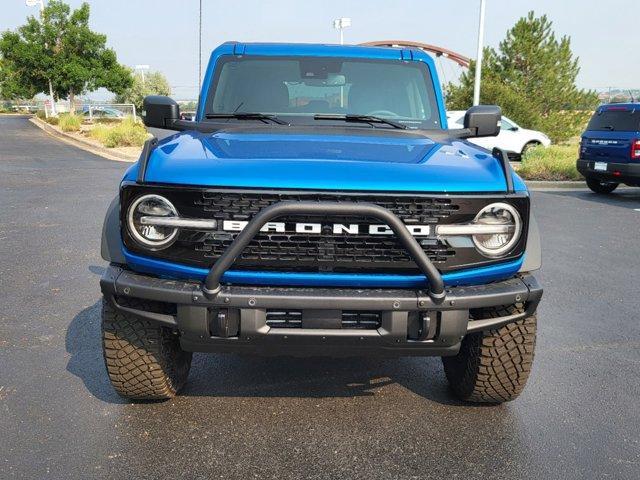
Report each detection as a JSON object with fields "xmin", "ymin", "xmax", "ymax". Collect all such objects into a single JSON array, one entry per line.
[
  {"xmin": 127, "ymin": 194, "xmax": 178, "ymax": 249},
  {"xmin": 472, "ymin": 202, "xmax": 522, "ymax": 257}
]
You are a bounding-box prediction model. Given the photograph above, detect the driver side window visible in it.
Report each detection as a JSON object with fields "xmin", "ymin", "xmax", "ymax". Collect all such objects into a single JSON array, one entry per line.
[{"xmin": 500, "ymin": 117, "xmax": 516, "ymax": 130}]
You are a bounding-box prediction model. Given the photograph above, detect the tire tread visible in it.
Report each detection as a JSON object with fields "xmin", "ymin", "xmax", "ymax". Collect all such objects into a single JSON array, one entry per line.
[
  {"xmin": 443, "ymin": 305, "xmax": 536, "ymax": 403},
  {"xmin": 101, "ymin": 298, "xmax": 191, "ymax": 400}
]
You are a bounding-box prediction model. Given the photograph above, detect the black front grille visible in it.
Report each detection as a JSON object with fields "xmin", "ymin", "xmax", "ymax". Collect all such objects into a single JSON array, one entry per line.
[
  {"xmin": 197, "ymin": 191, "xmax": 460, "ymax": 224},
  {"xmin": 121, "ymin": 186, "xmax": 529, "ymax": 275},
  {"xmin": 195, "ymin": 232, "xmax": 455, "ymax": 266},
  {"xmin": 191, "ymin": 191, "xmax": 459, "ymax": 271}
]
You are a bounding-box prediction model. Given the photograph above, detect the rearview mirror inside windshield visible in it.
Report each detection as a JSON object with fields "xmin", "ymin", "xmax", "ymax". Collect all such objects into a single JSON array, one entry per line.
[{"xmin": 303, "ymin": 73, "xmax": 346, "ymax": 87}]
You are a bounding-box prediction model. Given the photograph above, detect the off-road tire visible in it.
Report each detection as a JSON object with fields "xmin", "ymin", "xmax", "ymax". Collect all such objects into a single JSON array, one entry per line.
[
  {"xmin": 442, "ymin": 305, "xmax": 536, "ymax": 404},
  {"xmin": 101, "ymin": 297, "xmax": 192, "ymax": 400},
  {"xmin": 586, "ymin": 177, "xmax": 619, "ymax": 194}
]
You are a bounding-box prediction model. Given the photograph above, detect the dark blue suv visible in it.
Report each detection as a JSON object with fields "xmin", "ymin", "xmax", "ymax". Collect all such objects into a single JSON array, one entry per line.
[
  {"xmin": 578, "ymin": 103, "xmax": 640, "ymax": 193},
  {"xmin": 100, "ymin": 42, "xmax": 542, "ymax": 403}
]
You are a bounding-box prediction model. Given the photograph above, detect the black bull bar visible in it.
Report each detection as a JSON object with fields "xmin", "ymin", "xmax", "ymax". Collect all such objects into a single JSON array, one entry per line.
[{"xmin": 201, "ymin": 201, "xmax": 447, "ymax": 302}]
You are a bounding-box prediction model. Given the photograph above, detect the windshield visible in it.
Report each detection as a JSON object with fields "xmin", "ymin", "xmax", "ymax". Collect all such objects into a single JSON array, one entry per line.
[
  {"xmin": 587, "ymin": 108, "xmax": 640, "ymax": 132},
  {"xmin": 205, "ymin": 56, "xmax": 442, "ymax": 129}
]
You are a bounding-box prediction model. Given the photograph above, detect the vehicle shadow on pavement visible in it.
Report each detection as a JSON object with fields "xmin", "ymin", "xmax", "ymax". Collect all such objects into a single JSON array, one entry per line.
[
  {"xmin": 185, "ymin": 353, "xmax": 470, "ymax": 405},
  {"xmin": 65, "ymin": 301, "xmax": 130, "ymax": 404},
  {"xmin": 65, "ymin": 300, "xmax": 469, "ymax": 406}
]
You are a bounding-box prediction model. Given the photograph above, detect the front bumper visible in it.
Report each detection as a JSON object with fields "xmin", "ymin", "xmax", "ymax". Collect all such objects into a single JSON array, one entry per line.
[
  {"xmin": 100, "ymin": 266, "xmax": 542, "ymax": 357},
  {"xmin": 577, "ymin": 159, "xmax": 640, "ymax": 184}
]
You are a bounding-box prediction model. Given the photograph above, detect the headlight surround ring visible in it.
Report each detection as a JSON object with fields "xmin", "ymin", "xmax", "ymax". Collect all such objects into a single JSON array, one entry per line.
[
  {"xmin": 127, "ymin": 194, "xmax": 179, "ymax": 249},
  {"xmin": 471, "ymin": 202, "xmax": 522, "ymax": 258}
]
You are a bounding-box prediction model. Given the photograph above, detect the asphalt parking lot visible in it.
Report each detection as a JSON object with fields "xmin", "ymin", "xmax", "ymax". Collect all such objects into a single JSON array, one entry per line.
[{"xmin": 1, "ymin": 115, "xmax": 639, "ymax": 480}]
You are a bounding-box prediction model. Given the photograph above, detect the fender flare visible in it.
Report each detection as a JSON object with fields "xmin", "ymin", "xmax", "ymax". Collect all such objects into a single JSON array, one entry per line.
[
  {"xmin": 519, "ymin": 212, "xmax": 541, "ymax": 272},
  {"xmin": 101, "ymin": 195, "xmax": 126, "ymax": 264}
]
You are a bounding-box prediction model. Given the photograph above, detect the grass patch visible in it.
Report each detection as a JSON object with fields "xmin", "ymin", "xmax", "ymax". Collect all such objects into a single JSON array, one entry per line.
[
  {"xmin": 89, "ymin": 123, "xmax": 111, "ymax": 144},
  {"xmin": 88, "ymin": 117, "xmax": 149, "ymax": 148},
  {"xmin": 35, "ymin": 110, "xmax": 60, "ymax": 125},
  {"xmin": 517, "ymin": 143, "xmax": 581, "ymax": 181},
  {"xmin": 58, "ymin": 113, "xmax": 82, "ymax": 132},
  {"xmin": 94, "ymin": 117, "xmax": 122, "ymax": 124}
]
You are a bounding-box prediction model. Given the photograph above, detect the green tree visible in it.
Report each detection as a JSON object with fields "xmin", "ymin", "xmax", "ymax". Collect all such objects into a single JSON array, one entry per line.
[
  {"xmin": 0, "ymin": 52, "xmax": 36, "ymax": 99},
  {"xmin": 446, "ymin": 12, "xmax": 598, "ymax": 142},
  {"xmin": 0, "ymin": 1, "xmax": 131, "ymax": 108},
  {"xmin": 115, "ymin": 69, "xmax": 171, "ymax": 113}
]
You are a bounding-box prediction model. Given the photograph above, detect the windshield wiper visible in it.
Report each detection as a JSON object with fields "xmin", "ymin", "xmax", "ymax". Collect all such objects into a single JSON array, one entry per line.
[
  {"xmin": 314, "ymin": 114, "xmax": 408, "ymax": 129},
  {"xmin": 205, "ymin": 112, "xmax": 289, "ymax": 125}
]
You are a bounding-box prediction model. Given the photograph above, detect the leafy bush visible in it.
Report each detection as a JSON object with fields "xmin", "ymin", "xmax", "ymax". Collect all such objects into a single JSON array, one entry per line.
[
  {"xmin": 35, "ymin": 110, "xmax": 47, "ymax": 120},
  {"xmin": 517, "ymin": 143, "xmax": 581, "ymax": 181},
  {"xmin": 89, "ymin": 117, "xmax": 148, "ymax": 147},
  {"xmin": 536, "ymin": 110, "xmax": 592, "ymax": 144},
  {"xmin": 58, "ymin": 113, "xmax": 82, "ymax": 132}
]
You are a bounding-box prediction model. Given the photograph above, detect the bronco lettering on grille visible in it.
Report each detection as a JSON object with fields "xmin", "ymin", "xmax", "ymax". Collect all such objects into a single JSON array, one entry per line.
[{"xmin": 221, "ymin": 220, "xmax": 431, "ymax": 236}]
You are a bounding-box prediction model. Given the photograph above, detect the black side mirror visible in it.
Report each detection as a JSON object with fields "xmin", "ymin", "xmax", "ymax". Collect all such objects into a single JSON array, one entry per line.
[
  {"xmin": 143, "ymin": 95, "xmax": 180, "ymax": 129},
  {"xmin": 463, "ymin": 105, "xmax": 501, "ymax": 137}
]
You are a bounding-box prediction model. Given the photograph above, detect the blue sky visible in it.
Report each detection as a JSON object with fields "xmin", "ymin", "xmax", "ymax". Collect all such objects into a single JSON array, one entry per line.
[{"xmin": 2, "ymin": 0, "xmax": 638, "ymax": 99}]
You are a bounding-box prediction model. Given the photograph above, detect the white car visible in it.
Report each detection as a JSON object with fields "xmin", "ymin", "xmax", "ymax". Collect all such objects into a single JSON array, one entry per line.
[{"xmin": 447, "ymin": 110, "xmax": 551, "ymax": 160}]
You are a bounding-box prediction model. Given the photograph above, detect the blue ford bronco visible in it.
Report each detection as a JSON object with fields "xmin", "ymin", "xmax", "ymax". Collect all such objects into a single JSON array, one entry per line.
[
  {"xmin": 577, "ymin": 103, "xmax": 640, "ymax": 193},
  {"xmin": 100, "ymin": 42, "xmax": 542, "ymax": 403}
]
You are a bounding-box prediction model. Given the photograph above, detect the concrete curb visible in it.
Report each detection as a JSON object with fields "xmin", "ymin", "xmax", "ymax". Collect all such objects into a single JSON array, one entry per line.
[
  {"xmin": 525, "ymin": 181, "xmax": 637, "ymax": 191},
  {"xmin": 524, "ymin": 180, "xmax": 587, "ymax": 190},
  {"xmin": 29, "ymin": 116, "xmax": 137, "ymax": 162}
]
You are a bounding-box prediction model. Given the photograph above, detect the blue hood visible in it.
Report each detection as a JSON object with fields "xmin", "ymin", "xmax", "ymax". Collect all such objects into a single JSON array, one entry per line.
[{"xmin": 134, "ymin": 128, "xmax": 525, "ymax": 193}]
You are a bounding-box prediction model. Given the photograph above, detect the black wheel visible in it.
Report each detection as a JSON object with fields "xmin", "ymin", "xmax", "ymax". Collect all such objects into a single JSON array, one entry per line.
[
  {"xmin": 442, "ymin": 305, "xmax": 536, "ymax": 404},
  {"xmin": 520, "ymin": 141, "xmax": 541, "ymax": 159},
  {"xmin": 101, "ymin": 297, "xmax": 192, "ymax": 400},
  {"xmin": 586, "ymin": 177, "xmax": 619, "ymax": 194}
]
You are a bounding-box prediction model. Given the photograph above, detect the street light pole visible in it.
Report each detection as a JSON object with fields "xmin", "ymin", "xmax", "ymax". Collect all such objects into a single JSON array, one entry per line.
[
  {"xmin": 332, "ymin": 18, "xmax": 351, "ymax": 108},
  {"xmin": 333, "ymin": 17, "xmax": 351, "ymax": 45},
  {"xmin": 26, "ymin": 0, "xmax": 56, "ymax": 115},
  {"xmin": 198, "ymin": 0, "xmax": 202, "ymax": 98},
  {"xmin": 472, "ymin": 0, "xmax": 486, "ymax": 106},
  {"xmin": 135, "ymin": 65, "xmax": 150, "ymax": 86}
]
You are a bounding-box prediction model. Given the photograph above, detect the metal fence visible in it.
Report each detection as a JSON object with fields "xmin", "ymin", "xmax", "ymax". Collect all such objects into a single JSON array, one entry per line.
[
  {"xmin": 1, "ymin": 99, "xmax": 136, "ymax": 121},
  {"xmin": 1, "ymin": 99, "xmax": 45, "ymax": 113}
]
